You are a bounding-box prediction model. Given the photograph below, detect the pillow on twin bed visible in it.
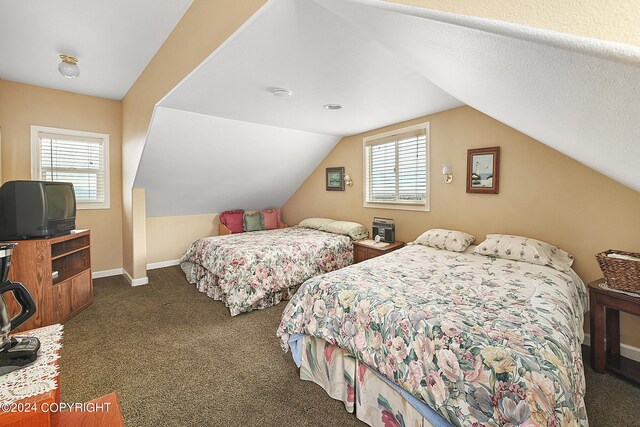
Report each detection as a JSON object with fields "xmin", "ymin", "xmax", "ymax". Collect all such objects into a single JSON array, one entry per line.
[
  {"xmin": 318, "ymin": 221, "xmax": 369, "ymax": 241},
  {"xmin": 299, "ymin": 218, "xmax": 335, "ymax": 230},
  {"xmin": 243, "ymin": 212, "xmax": 265, "ymax": 232},
  {"xmin": 474, "ymin": 234, "xmax": 574, "ymax": 272},
  {"xmin": 220, "ymin": 210, "xmax": 244, "ymax": 233},
  {"xmin": 413, "ymin": 228, "xmax": 475, "ymax": 252},
  {"xmin": 261, "ymin": 209, "xmax": 280, "ymax": 230}
]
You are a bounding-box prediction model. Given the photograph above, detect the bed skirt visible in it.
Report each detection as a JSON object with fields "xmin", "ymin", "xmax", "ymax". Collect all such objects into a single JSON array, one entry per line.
[
  {"xmin": 181, "ymin": 261, "xmax": 293, "ymax": 316},
  {"xmin": 299, "ymin": 335, "xmax": 448, "ymax": 427}
]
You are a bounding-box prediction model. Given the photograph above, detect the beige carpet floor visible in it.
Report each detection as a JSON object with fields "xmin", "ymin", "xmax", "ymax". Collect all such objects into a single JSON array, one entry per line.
[{"xmin": 59, "ymin": 266, "xmax": 640, "ymax": 426}]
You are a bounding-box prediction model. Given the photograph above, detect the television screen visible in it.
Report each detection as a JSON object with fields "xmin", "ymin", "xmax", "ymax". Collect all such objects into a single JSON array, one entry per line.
[{"xmin": 45, "ymin": 183, "xmax": 75, "ymax": 221}]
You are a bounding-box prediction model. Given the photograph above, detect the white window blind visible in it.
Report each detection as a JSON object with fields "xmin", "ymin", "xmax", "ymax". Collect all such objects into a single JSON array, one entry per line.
[
  {"xmin": 365, "ymin": 127, "xmax": 428, "ymax": 206},
  {"xmin": 32, "ymin": 127, "xmax": 110, "ymax": 209}
]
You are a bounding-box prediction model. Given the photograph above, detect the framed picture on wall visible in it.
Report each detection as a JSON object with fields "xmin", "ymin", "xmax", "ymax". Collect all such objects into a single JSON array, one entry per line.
[
  {"xmin": 326, "ymin": 167, "xmax": 345, "ymax": 191},
  {"xmin": 466, "ymin": 147, "xmax": 500, "ymax": 194}
]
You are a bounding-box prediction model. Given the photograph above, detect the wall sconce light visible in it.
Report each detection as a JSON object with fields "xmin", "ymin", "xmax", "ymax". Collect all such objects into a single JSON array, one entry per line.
[
  {"xmin": 442, "ymin": 164, "xmax": 453, "ymax": 184},
  {"xmin": 344, "ymin": 173, "xmax": 353, "ymax": 187}
]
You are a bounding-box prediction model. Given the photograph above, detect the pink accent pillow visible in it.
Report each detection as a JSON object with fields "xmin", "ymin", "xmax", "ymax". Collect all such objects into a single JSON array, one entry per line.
[
  {"xmin": 220, "ymin": 210, "xmax": 244, "ymax": 233},
  {"xmin": 261, "ymin": 209, "xmax": 280, "ymax": 230}
]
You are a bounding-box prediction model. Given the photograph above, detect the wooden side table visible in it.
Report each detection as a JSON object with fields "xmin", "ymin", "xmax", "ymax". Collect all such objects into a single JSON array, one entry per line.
[
  {"xmin": 589, "ymin": 278, "xmax": 640, "ymax": 383},
  {"xmin": 0, "ymin": 325, "xmax": 62, "ymax": 427},
  {"xmin": 0, "ymin": 326, "xmax": 124, "ymax": 427},
  {"xmin": 353, "ymin": 240, "xmax": 405, "ymax": 263}
]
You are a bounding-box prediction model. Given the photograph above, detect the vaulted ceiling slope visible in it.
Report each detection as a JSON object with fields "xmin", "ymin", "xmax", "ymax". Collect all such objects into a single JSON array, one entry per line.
[
  {"xmin": 136, "ymin": 0, "xmax": 640, "ymax": 217},
  {"xmin": 158, "ymin": 0, "xmax": 461, "ymax": 136},
  {"xmin": 136, "ymin": 0, "xmax": 462, "ymax": 216},
  {"xmin": 318, "ymin": 0, "xmax": 640, "ymax": 193},
  {"xmin": 0, "ymin": 0, "xmax": 193, "ymax": 99},
  {"xmin": 135, "ymin": 107, "xmax": 340, "ymax": 217}
]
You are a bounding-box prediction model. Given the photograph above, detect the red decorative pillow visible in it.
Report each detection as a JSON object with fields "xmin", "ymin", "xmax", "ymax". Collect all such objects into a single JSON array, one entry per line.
[
  {"xmin": 220, "ymin": 210, "xmax": 244, "ymax": 233},
  {"xmin": 261, "ymin": 209, "xmax": 280, "ymax": 230}
]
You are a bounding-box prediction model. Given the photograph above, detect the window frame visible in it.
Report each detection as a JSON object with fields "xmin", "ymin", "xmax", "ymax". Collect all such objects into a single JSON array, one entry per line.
[
  {"xmin": 31, "ymin": 125, "xmax": 110, "ymax": 210},
  {"xmin": 362, "ymin": 122, "xmax": 430, "ymax": 212}
]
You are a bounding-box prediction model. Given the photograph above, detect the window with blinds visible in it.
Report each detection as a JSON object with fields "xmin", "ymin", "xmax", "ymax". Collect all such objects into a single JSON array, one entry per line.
[
  {"xmin": 363, "ymin": 123, "xmax": 429, "ymax": 210},
  {"xmin": 31, "ymin": 126, "xmax": 110, "ymax": 209}
]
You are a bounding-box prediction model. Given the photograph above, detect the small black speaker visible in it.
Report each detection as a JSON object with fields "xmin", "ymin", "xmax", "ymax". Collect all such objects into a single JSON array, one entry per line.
[{"xmin": 384, "ymin": 228, "xmax": 394, "ymax": 242}]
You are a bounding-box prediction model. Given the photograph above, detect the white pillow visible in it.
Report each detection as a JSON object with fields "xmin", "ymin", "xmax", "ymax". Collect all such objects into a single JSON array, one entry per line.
[
  {"xmin": 299, "ymin": 218, "xmax": 335, "ymax": 230},
  {"xmin": 474, "ymin": 234, "xmax": 574, "ymax": 272},
  {"xmin": 413, "ymin": 229, "xmax": 475, "ymax": 252},
  {"xmin": 319, "ymin": 221, "xmax": 369, "ymax": 240}
]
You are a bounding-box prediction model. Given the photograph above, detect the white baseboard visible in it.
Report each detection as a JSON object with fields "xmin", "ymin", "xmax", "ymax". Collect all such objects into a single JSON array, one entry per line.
[
  {"xmin": 146, "ymin": 259, "xmax": 180, "ymax": 270},
  {"xmin": 583, "ymin": 333, "xmax": 640, "ymax": 362},
  {"xmin": 123, "ymin": 269, "xmax": 149, "ymax": 287},
  {"xmin": 92, "ymin": 268, "xmax": 124, "ymax": 279},
  {"xmin": 92, "ymin": 268, "xmax": 149, "ymax": 286}
]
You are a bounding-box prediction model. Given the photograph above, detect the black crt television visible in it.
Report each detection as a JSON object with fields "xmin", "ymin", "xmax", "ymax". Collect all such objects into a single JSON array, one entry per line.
[{"xmin": 0, "ymin": 180, "xmax": 76, "ymax": 240}]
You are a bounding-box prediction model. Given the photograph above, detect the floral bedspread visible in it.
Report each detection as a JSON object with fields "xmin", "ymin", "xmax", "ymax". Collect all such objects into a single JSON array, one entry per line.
[
  {"xmin": 180, "ymin": 226, "xmax": 353, "ymax": 316},
  {"xmin": 277, "ymin": 245, "xmax": 589, "ymax": 426}
]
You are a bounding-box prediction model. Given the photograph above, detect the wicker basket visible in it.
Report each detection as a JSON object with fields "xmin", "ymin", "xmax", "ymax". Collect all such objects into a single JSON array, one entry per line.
[{"xmin": 596, "ymin": 249, "xmax": 640, "ymax": 293}]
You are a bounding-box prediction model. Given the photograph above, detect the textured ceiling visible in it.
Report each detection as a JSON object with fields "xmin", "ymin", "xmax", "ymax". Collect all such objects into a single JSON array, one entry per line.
[
  {"xmin": 159, "ymin": 0, "xmax": 461, "ymax": 136},
  {"xmin": 138, "ymin": 0, "xmax": 462, "ymax": 216},
  {"xmin": 386, "ymin": 0, "xmax": 640, "ymax": 46},
  {"xmin": 137, "ymin": 0, "xmax": 640, "ymax": 217},
  {"xmin": 318, "ymin": 0, "xmax": 640, "ymax": 193},
  {"xmin": 136, "ymin": 107, "xmax": 339, "ymax": 217},
  {"xmin": 0, "ymin": 0, "xmax": 192, "ymax": 99}
]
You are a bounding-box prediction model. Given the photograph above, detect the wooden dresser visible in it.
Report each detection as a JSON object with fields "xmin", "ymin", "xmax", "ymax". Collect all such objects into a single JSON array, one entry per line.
[{"xmin": 4, "ymin": 230, "xmax": 93, "ymax": 333}]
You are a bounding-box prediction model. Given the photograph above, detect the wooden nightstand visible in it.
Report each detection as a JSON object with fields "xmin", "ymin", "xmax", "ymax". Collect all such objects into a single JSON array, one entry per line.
[
  {"xmin": 589, "ymin": 278, "xmax": 640, "ymax": 383},
  {"xmin": 353, "ymin": 240, "xmax": 405, "ymax": 263}
]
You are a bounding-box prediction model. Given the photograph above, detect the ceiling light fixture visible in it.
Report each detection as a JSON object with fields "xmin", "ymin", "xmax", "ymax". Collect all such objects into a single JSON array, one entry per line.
[
  {"xmin": 323, "ymin": 104, "xmax": 342, "ymax": 110},
  {"xmin": 272, "ymin": 88, "xmax": 292, "ymax": 98},
  {"xmin": 58, "ymin": 55, "xmax": 80, "ymax": 79}
]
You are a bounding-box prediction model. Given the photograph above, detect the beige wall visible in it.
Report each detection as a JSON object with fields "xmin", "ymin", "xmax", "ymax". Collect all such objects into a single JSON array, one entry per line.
[
  {"xmin": 0, "ymin": 80, "xmax": 123, "ymax": 272},
  {"xmin": 121, "ymin": 0, "xmax": 268, "ymax": 279},
  {"xmin": 388, "ymin": 0, "xmax": 640, "ymax": 46},
  {"xmin": 281, "ymin": 106, "xmax": 640, "ymax": 346},
  {"xmin": 146, "ymin": 214, "xmax": 217, "ymax": 264},
  {"xmin": 146, "ymin": 210, "xmax": 290, "ymax": 265}
]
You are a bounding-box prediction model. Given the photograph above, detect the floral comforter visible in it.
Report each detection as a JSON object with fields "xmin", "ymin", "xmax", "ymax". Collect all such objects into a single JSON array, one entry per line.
[
  {"xmin": 180, "ymin": 226, "xmax": 353, "ymax": 316},
  {"xmin": 277, "ymin": 244, "xmax": 589, "ymax": 426}
]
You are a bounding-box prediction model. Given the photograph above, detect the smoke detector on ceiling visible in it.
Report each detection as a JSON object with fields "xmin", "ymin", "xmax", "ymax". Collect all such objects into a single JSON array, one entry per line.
[
  {"xmin": 323, "ymin": 104, "xmax": 342, "ymax": 110},
  {"xmin": 272, "ymin": 88, "xmax": 293, "ymax": 98}
]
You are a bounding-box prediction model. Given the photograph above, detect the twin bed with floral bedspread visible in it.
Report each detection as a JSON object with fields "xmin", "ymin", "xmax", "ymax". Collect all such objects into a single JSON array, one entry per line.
[
  {"xmin": 180, "ymin": 226, "xmax": 354, "ymax": 316},
  {"xmin": 277, "ymin": 244, "xmax": 590, "ymax": 426}
]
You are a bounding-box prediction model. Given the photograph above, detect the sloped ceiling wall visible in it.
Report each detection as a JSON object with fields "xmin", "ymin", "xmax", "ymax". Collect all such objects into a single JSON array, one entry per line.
[
  {"xmin": 318, "ymin": 0, "xmax": 640, "ymax": 193},
  {"xmin": 136, "ymin": 107, "xmax": 339, "ymax": 217},
  {"xmin": 135, "ymin": 0, "xmax": 462, "ymax": 216},
  {"xmin": 135, "ymin": 0, "xmax": 640, "ymax": 217},
  {"xmin": 157, "ymin": 0, "xmax": 460, "ymax": 136}
]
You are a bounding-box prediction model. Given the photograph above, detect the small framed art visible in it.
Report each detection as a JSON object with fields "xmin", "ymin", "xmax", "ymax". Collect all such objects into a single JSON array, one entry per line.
[
  {"xmin": 326, "ymin": 167, "xmax": 345, "ymax": 191},
  {"xmin": 466, "ymin": 147, "xmax": 500, "ymax": 194}
]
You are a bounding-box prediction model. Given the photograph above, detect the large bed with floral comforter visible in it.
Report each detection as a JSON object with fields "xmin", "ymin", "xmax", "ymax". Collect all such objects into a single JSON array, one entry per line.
[
  {"xmin": 180, "ymin": 226, "xmax": 353, "ymax": 316},
  {"xmin": 277, "ymin": 244, "xmax": 589, "ymax": 426}
]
